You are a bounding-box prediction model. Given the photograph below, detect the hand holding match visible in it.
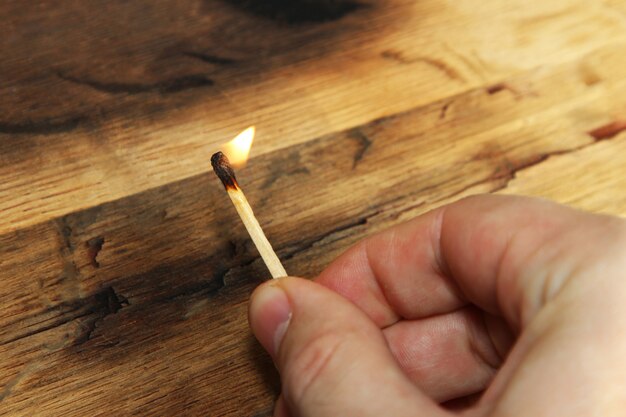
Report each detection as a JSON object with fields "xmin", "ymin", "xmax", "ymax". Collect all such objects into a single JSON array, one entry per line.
[{"xmin": 211, "ymin": 147, "xmax": 287, "ymax": 279}]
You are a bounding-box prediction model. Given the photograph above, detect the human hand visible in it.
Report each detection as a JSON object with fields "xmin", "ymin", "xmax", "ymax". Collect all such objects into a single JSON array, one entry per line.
[{"xmin": 248, "ymin": 195, "xmax": 626, "ymax": 417}]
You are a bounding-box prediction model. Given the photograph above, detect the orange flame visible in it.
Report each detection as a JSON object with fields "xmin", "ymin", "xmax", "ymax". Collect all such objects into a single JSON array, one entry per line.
[{"xmin": 222, "ymin": 126, "xmax": 255, "ymax": 168}]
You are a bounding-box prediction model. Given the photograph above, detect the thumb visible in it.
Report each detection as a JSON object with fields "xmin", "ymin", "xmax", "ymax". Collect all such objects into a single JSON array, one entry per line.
[{"xmin": 249, "ymin": 277, "xmax": 445, "ymax": 417}]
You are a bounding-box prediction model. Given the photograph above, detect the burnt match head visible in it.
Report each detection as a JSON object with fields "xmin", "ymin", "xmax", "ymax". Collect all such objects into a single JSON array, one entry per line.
[{"xmin": 211, "ymin": 151, "xmax": 239, "ymax": 190}]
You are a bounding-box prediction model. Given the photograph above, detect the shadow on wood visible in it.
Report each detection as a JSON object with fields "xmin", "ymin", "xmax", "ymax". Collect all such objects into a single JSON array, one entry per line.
[{"xmin": 0, "ymin": 0, "xmax": 399, "ymax": 142}]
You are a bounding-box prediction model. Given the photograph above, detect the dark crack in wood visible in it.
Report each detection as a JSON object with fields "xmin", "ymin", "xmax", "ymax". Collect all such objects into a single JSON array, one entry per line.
[
  {"xmin": 381, "ymin": 50, "xmax": 465, "ymax": 82},
  {"xmin": 233, "ymin": 125, "xmax": 626, "ymax": 282},
  {"xmin": 73, "ymin": 287, "xmax": 129, "ymax": 346},
  {"xmin": 86, "ymin": 236, "xmax": 105, "ymax": 268},
  {"xmin": 588, "ymin": 120, "xmax": 626, "ymax": 141},
  {"xmin": 54, "ymin": 217, "xmax": 81, "ymax": 299},
  {"xmin": 486, "ymin": 82, "xmax": 507, "ymax": 95},
  {"xmin": 222, "ymin": 0, "xmax": 365, "ymax": 24},
  {"xmin": 1, "ymin": 287, "xmax": 128, "ymax": 347},
  {"xmin": 184, "ymin": 51, "xmax": 238, "ymax": 65},
  {"xmin": 57, "ymin": 217, "xmax": 74, "ymax": 253},
  {"xmin": 280, "ymin": 215, "xmax": 372, "ymax": 261},
  {"xmin": 57, "ymin": 72, "xmax": 214, "ymax": 95},
  {"xmin": 434, "ymin": 131, "xmax": 624, "ymax": 202},
  {"xmin": 350, "ymin": 128, "xmax": 373, "ymax": 169},
  {"xmin": 0, "ymin": 115, "xmax": 87, "ymax": 135},
  {"xmin": 9, "ymin": 117, "xmax": 622, "ymax": 350},
  {"xmin": 485, "ymin": 82, "xmax": 525, "ymax": 99},
  {"xmin": 439, "ymin": 102, "xmax": 452, "ymax": 120}
]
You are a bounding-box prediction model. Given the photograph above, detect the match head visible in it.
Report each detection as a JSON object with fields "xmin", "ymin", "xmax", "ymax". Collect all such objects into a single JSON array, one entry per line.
[{"xmin": 211, "ymin": 151, "xmax": 239, "ymax": 190}]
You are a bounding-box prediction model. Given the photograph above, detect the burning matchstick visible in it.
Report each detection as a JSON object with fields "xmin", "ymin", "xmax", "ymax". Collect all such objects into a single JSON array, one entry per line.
[{"xmin": 211, "ymin": 128, "xmax": 287, "ymax": 279}]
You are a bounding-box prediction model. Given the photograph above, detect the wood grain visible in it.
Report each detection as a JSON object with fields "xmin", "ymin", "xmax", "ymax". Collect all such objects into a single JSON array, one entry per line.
[
  {"xmin": 3, "ymin": 0, "xmax": 626, "ymax": 232},
  {"xmin": 1, "ymin": 0, "xmax": 626, "ymax": 415}
]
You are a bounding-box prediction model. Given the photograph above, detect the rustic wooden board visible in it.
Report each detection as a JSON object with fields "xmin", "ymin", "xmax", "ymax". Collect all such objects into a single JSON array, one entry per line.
[
  {"xmin": 3, "ymin": 0, "xmax": 626, "ymax": 232},
  {"xmin": 1, "ymin": 0, "xmax": 626, "ymax": 415}
]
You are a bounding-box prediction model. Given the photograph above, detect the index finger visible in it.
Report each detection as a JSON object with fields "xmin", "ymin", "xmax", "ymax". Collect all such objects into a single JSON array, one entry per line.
[{"xmin": 315, "ymin": 194, "xmax": 608, "ymax": 329}]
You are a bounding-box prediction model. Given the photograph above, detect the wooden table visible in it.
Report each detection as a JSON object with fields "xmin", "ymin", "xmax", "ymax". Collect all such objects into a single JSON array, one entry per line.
[{"xmin": 2, "ymin": 0, "xmax": 626, "ymax": 415}]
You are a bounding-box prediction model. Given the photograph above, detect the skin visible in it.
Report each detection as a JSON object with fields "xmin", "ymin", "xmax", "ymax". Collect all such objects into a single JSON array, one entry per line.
[{"xmin": 248, "ymin": 195, "xmax": 626, "ymax": 417}]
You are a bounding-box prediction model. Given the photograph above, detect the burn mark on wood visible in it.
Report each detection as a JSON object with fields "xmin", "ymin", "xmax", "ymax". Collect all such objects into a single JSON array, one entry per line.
[
  {"xmin": 494, "ymin": 154, "xmax": 550, "ymax": 180},
  {"xmin": 54, "ymin": 217, "xmax": 82, "ymax": 298},
  {"xmin": 211, "ymin": 258, "xmax": 260, "ymax": 289},
  {"xmin": 119, "ymin": 254, "xmax": 230, "ymax": 307},
  {"xmin": 280, "ymin": 215, "xmax": 370, "ymax": 261},
  {"xmin": 1, "ymin": 287, "xmax": 128, "ymax": 347},
  {"xmin": 94, "ymin": 287, "xmax": 128, "ymax": 315},
  {"xmin": 228, "ymin": 239, "xmax": 245, "ymax": 258},
  {"xmin": 86, "ymin": 236, "xmax": 105, "ymax": 268},
  {"xmin": 587, "ymin": 120, "xmax": 626, "ymax": 141},
  {"xmin": 58, "ymin": 218, "xmax": 74, "ymax": 253},
  {"xmin": 57, "ymin": 72, "xmax": 214, "ymax": 95},
  {"xmin": 9, "ymin": 252, "xmax": 237, "ymax": 341},
  {"xmin": 157, "ymin": 269, "xmax": 227, "ymax": 304},
  {"xmin": 0, "ymin": 0, "xmax": 398, "ymax": 148},
  {"xmin": 349, "ymin": 129, "xmax": 373, "ymax": 169},
  {"xmin": 184, "ymin": 51, "xmax": 238, "ymax": 65},
  {"xmin": 73, "ymin": 287, "xmax": 129, "ymax": 346},
  {"xmin": 462, "ymin": 126, "xmax": 626, "ymax": 197},
  {"xmin": 469, "ymin": 143, "xmax": 564, "ymax": 188},
  {"xmin": 1, "ymin": 309, "xmax": 78, "ymax": 347},
  {"xmin": 62, "ymin": 205, "xmax": 104, "ymax": 231},
  {"xmin": 221, "ymin": 0, "xmax": 364, "ymax": 24},
  {"xmin": 428, "ymin": 154, "xmax": 553, "ymax": 204},
  {"xmin": 261, "ymin": 151, "xmax": 310, "ymax": 189},
  {"xmin": 0, "ymin": 115, "xmax": 87, "ymax": 135}
]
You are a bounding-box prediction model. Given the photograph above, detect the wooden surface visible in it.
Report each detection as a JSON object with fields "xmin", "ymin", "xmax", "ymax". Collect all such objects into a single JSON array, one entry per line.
[{"xmin": 2, "ymin": 0, "xmax": 626, "ymax": 415}]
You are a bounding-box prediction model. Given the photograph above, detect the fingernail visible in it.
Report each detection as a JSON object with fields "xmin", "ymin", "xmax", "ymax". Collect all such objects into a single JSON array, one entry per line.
[{"xmin": 249, "ymin": 282, "xmax": 292, "ymax": 358}]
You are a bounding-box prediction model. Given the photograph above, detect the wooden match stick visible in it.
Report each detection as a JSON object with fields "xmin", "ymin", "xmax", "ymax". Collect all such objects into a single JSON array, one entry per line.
[{"xmin": 211, "ymin": 151, "xmax": 287, "ymax": 279}]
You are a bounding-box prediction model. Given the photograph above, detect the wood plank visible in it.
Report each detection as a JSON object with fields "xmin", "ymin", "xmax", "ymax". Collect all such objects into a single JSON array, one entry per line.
[
  {"xmin": 501, "ymin": 138, "xmax": 626, "ymax": 214},
  {"xmin": 3, "ymin": 0, "xmax": 626, "ymax": 232},
  {"xmin": 2, "ymin": 39, "xmax": 626, "ymax": 414}
]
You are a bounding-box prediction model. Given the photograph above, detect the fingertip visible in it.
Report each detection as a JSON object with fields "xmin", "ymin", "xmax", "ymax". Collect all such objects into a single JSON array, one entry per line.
[{"xmin": 249, "ymin": 279, "xmax": 293, "ymax": 359}]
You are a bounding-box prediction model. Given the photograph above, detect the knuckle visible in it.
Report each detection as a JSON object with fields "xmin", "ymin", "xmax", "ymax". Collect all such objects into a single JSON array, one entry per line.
[{"xmin": 283, "ymin": 329, "xmax": 349, "ymax": 406}]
